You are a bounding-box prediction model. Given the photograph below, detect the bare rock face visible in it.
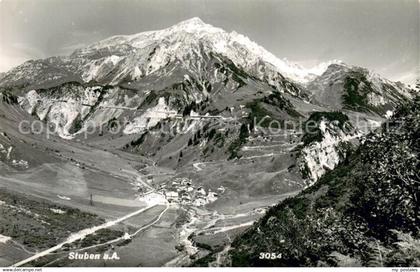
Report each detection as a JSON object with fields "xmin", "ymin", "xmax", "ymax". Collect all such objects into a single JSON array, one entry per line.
[{"xmin": 297, "ymin": 112, "xmax": 359, "ymax": 183}]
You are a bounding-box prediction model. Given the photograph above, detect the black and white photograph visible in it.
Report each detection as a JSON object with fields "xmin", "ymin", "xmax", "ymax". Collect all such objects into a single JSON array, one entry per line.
[{"xmin": 0, "ymin": 0, "xmax": 419, "ymax": 269}]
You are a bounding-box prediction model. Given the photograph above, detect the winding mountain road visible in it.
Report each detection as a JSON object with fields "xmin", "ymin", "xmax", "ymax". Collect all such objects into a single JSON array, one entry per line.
[{"xmin": 12, "ymin": 204, "xmax": 157, "ymax": 267}]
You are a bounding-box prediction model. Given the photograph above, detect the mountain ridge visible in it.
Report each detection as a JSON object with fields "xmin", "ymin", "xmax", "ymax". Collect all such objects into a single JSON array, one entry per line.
[{"xmin": 1, "ymin": 18, "xmax": 404, "ymax": 92}]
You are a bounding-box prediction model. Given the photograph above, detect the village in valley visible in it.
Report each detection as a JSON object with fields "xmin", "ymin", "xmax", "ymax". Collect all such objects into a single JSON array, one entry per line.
[{"xmin": 136, "ymin": 176, "xmax": 224, "ymax": 207}]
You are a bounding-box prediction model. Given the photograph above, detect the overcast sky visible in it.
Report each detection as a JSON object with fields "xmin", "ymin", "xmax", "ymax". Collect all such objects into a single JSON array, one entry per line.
[{"xmin": 0, "ymin": 0, "xmax": 419, "ymax": 84}]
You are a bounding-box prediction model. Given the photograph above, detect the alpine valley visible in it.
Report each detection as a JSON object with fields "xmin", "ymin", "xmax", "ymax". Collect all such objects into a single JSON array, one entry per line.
[{"xmin": 0, "ymin": 18, "xmax": 417, "ymax": 267}]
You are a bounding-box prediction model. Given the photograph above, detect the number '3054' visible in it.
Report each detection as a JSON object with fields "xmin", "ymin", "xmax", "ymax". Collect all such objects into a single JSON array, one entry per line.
[{"xmin": 259, "ymin": 252, "xmax": 282, "ymax": 260}]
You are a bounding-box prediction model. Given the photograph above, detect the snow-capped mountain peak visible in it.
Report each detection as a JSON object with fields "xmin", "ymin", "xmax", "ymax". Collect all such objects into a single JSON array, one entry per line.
[
  {"xmin": 0, "ymin": 17, "xmax": 403, "ymax": 99},
  {"xmin": 170, "ymin": 17, "xmax": 208, "ymax": 29},
  {"xmin": 306, "ymin": 59, "xmax": 344, "ymax": 77},
  {"xmin": 68, "ymin": 17, "xmax": 327, "ymax": 86}
]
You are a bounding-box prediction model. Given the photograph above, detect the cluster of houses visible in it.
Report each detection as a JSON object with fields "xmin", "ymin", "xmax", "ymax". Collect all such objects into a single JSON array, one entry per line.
[
  {"xmin": 156, "ymin": 178, "xmax": 225, "ymax": 207},
  {"xmin": 11, "ymin": 159, "xmax": 29, "ymax": 169}
]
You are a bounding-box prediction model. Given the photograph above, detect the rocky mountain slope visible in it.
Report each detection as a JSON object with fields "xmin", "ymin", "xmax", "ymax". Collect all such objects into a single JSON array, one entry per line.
[
  {"xmin": 0, "ymin": 91, "xmax": 58, "ymax": 170},
  {"xmin": 308, "ymin": 63, "xmax": 412, "ymax": 116},
  {"xmin": 223, "ymin": 97, "xmax": 420, "ymax": 267},
  {"xmin": 0, "ymin": 17, "xmax": 414, "ymax": 190},
  {"xmin": 296, "ymin": 111, "xmax": 360, "ymax": 183}
]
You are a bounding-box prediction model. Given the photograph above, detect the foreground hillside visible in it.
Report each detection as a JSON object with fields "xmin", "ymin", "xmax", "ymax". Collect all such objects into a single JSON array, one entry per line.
[{"xmin": 225, "ymin": 97, "xmax": 420, "ymax": 267}]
